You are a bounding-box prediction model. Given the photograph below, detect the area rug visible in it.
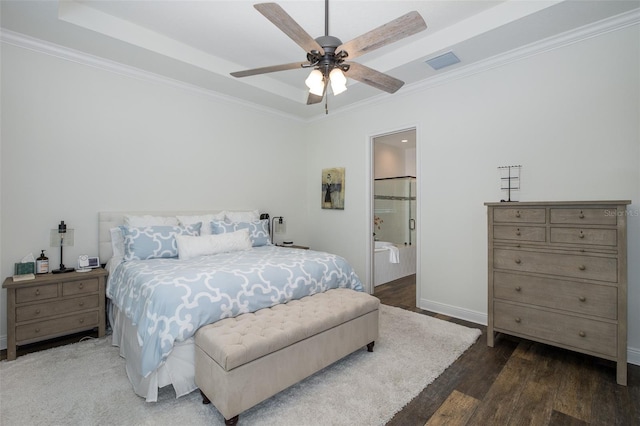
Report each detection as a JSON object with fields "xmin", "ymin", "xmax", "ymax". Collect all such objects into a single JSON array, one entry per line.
[{"xmin": 0, "ymin": 304, "xmax": 481, "ymax": 425}]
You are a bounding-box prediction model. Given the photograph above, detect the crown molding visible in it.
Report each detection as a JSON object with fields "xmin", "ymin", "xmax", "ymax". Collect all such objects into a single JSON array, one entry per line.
[
  {"xmin": 0, "ymin": 29, "xmax": 306, "ymax": 123},
  {"xmin": 2, "ymin": 6, "xmax": 638, "ymax": 124},
  {"xmin": 312, "ymin": 7, "xmax": 640, "ymax": 123}
]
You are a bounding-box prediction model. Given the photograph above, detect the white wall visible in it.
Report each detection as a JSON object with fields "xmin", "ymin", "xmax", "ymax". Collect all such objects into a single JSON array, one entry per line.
[
  {"xmin": 306, "ymin": 25, "xmax": 640, "ymax": 361},
  {"xmin": 0, "ymin": 44, "xmax": 306, "ymax": 344}
]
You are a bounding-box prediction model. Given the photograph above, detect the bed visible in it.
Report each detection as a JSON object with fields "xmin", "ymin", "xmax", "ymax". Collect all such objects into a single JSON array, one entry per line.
[{"xmin": 99, "ymin": 211, "xmax": 364, "ymax": 402}]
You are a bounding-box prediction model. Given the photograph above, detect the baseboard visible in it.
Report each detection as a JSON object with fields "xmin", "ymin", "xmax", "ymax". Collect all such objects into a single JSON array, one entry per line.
[{"xmin": 419, "ymin": 297, "xmax": 640, "ymax": 367}]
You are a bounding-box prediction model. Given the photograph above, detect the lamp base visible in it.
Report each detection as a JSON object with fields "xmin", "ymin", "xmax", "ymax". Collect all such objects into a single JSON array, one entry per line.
[{"xmin": 52, "ymin": 267, "xmax": 75, "ymax": 274}]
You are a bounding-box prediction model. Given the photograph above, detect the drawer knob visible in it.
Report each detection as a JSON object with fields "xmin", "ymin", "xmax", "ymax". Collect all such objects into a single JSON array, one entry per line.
[
  {"xmin": 515, "ymin": 211, "xmax": 521, "ymax": 218},
  {"xmin": 578, "ymin": 265, "xmax": 586, "ymax": 271},
  {"xmin": 579, "ymin": 211, "xmax": 585, "ymax": 219},
  {"xmin": 514, "ymin": 317, "xmax": 521, "ymax": 323},
  {"xmin": 515, "ymin": 259, "xmax": 521, "ymax": 264},
  {"xmin": 35, "ymin": 309, "xmax": 41, "ymax": 315},
  {"xmin": 35, "ymin": 289, "xmax": 40, "ymax": 296},
  {"xmin": 515, "ymin": 286, "xmax": 522, "ymax": 292},
  {"xmin": 579, "ymin": 331, "xmax": 586, "ymax": 338},
  {"xmin": 579, "ymin": 296, "xmax": 586, "ymax": 302},
  {"xmin": 79, "ymin": 283, "xmax": 84, "ymax": 289},
  {"xmin": 516, "ymin": 230, "xmax": 521, "ymax": 236},
  {"xmin": 79, "ymin": 319, "xmax": 84, "ymax": 324},
  {"xmin": 79, "ymin": 301, "xmax": 85, "ymax": 307},
  {"xmin": 35, "ymin": 328, "xmax": 40, "ymax": 333},
  {"xmin": 579, "ymin": 231, "xmax": 585, "ymax": 239}
]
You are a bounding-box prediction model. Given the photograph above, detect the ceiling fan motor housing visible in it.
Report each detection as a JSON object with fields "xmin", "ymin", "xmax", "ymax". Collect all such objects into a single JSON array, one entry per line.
[{"xmin": 309, "ymin": 35, "xmax": 349, "ymax": 74}]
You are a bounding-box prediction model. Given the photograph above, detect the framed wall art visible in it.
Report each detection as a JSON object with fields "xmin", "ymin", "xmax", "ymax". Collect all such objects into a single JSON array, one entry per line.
[{"xmin": 321, "ymin": 167, "xmax": 345, "ymax": 210}]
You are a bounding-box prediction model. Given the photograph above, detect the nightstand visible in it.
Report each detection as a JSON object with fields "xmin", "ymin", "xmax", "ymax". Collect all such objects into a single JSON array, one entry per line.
[
  {"xmin": 276, "ymin": 244, "xmax": 309, "ymax": 250},
  {"xmin": 2, "ymin": 268, "xmax": 107, "ymax": 361}
]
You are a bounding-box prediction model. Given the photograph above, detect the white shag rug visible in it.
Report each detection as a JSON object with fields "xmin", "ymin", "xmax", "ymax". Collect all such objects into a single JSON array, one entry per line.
[{"xmin": 0, "ymin": 305, "xmax": 481, "ymax": 426}]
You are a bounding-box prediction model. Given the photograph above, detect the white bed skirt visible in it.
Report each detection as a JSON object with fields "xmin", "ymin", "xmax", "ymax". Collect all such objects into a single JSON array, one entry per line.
[{"xmin": 110, "ymin": 303, "xmax": 197, "ymax": 402}]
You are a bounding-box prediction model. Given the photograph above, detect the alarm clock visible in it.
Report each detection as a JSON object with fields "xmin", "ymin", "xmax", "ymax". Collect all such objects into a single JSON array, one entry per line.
[{"xmin": 77, "ymin": 255, "xmax": 100, "ymax": 272}]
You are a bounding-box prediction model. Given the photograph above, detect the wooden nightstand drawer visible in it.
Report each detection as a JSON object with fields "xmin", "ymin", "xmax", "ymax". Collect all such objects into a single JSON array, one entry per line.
[
  {"xmin": 550, "ymin": 208, "xmax": 617, "ymax": 225},
  {"xmin": 493, "ymin": 271, "xmax": 617, "ymax": 319},
  {"xmin": 15, "ymin": 284, "xmax": 58, "ymax": 303},
  {"xmin": 494, "ymin": 301, "xmax": 617, "ymax": 358},
  {"xmin": 62, "ymin": 278, "xmax": 98, "ymax": 296},
  {"xmin": 494, "ymin": 248, "xmax": 618, "ymax": 282},
  {"xmin": 16, "ymin": 311, "xmax": 99, "ymax": 342},
  {"xmin": 493, "ymin": 225, "xmax": 546, "ymax": 242},
  {"xmin": 550, "ymin": 227, "xmax": 617, "ymax": 246},
  {"xmin": 493, "ymin": 208, "xmax": 546, "ymax": 223},
  {"xmin": 16, "ymin": 295, "xmax": 99, "ymax": 322}
]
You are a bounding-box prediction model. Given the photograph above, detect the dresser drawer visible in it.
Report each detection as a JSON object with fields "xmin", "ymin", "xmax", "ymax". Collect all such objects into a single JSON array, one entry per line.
[
  {"xmin": 494, "ymin": 301, "xmax": 617, "ymax": 357},
  {"xmin": 62, "ymin": 278, "xmax": 98, "ymax": 296},
  {"xmin": 15, "ymin": 284, "xmax": 58, "ymax": 303},
  {"xmin": 550, "ymin": 228, "xmax": 617, "ymax": 246},
  {"xmin": 493, "ymin": 272, "xmax": 617, "ymax": 319},
  {"xmin": 550, "ymin": 208, "xmax": 617, "ymax": 225},
  {"xmin": 494, "ymin": 248, "xmax": 618, "ymax": 282},
  {"xmin": 15, "ymin": 295, "xmax": 99, "ymax": 322},
  {"xmin": 16, "ymin": 311, "xmax": 99, "ymax": 342},
  {"xmin": 493, "ymin": 208, "xmax": 546, "ymax": 224},
  {"xmin": 493, "ymin": 226, "xmax": 546, "ymax": 242}
]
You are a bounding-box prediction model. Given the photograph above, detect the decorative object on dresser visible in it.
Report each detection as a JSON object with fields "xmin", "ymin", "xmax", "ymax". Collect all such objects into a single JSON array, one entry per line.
[
  {"xmin": 50, "ymin": 220, "xmax": 75, "ymax": 273},
  {"xmin": 2, "ymin": 268, "xmax": 107, "ymax": 361},
  {"xmin": 485, "ymin": 200, "xmax": 630, "ymax": 385}
]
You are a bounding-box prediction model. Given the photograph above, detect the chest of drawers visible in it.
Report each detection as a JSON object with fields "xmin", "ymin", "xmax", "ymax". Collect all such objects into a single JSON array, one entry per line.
[
  {"xmin": 2, "ymin": 268, "xmax": 107, "ymax": 360},
  {"xmin": 485, "ymin": 200, "xmax": 630, "ymax": 385}
]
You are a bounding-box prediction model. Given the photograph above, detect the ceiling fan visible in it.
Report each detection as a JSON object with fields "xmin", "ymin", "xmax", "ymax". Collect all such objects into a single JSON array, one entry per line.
[{"xmin": 231, "ymin": 1, "xmax": 427, "ymax": 111}]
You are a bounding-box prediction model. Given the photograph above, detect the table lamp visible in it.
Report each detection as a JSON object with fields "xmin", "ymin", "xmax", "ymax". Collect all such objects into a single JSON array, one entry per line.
[{"xmin": 50, "ymin": 220, "xmax": 75, "ymax": 273}]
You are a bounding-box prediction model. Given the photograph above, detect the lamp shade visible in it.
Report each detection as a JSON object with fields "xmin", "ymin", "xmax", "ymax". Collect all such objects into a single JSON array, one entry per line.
[
  {"xmin": 305, "ymin": 69, "xmax": 325, "ymax": 96},
  {"xmin": 329, "ymin": 68, "xmax": 347, "ymax": 95}
]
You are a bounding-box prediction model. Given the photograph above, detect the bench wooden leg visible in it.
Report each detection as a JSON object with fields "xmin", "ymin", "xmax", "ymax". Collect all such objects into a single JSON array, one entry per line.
[
  {"xmin": 200, "ymin": 389, "xmax": 211, "ymax": 404},
  {"xmin": 225, "ymin": 415, "xmax": 239, "ymax": 425},
  {"xmin": 367, "ymin": 341, "xmax": 375, "ymax": 352}
]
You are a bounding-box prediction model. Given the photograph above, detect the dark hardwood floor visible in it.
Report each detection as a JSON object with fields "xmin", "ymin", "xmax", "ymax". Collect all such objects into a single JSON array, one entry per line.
[
  {"xmin": 374, "ymin": 275, "xmax": 640, "ymax": 426},
  {"xmin": 3, "ymin": 278, "xmax": 638, "ymax": 426}
]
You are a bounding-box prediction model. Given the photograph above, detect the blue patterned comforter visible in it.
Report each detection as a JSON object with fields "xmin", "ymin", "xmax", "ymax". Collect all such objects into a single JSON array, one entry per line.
[{"xmin": 106, "ymin": 246, "xmax": 363, "ymax": 376}]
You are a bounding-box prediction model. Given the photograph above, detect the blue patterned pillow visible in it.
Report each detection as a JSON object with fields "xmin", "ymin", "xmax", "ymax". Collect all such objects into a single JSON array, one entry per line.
[
  {"xmin": 121, "ymin": 223, "xmax": 202, "ymax": 261},
  {"xmin": 211, "ymin": 219, "xmax": 270, "ymax": 247}
]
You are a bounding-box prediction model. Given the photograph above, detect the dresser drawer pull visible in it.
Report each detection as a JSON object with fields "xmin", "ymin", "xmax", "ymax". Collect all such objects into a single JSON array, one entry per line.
[
  {"xmin": 578, "ymin": 265, "xmax": 586, "ymax": 271},
  {"xmin": 79, "ymin": 283, "xmax": 84, "ymax": 289},
  {"xmin": 579, "ymin": 211, "xmax": 585, "ymax": 219},
  {"xmin": 579, "ymin": 296, "xmax": 586, "ymax": 302},
  {"xmin": 35, "ymin": 309, "xmax": 41, "ymax": 315},
  {"xmin": 35, "ymin": 328, "xmax": 40, "ymax": 333},
  {"xmin": 79, "ymin": 319, "xmax": 84, "ymax": 324},
  {"xmin": 516, "ymin": 229, "xmax": 521, "ymax": 236},
  {"xmin": 515, "ymin": 259, "xmax": 521, "ymax": 264},
  {"xmin": 579, "ymin": 331, "xmax": 586, "ymax": 337},
  {"xmin": 514, "ymin": 317, "xmax": 521, "ymax": 323},
  {"xmin": 35, "ymin": 289, "xmax": 40, "ymax": 296},
  {"xmin": 579, "ymin": 231, "xmax": 585, "ymax": 239},
  {"xmin": 515, "ymin": 286, "xmax": 522, "ymax": 292},
  {"xmin": 79, "ymin": 301, "xmax": 85, "ymax": 307},
  {"xmin": 515, "ymin": 211, "xmax": 521, "ymax": 218}
]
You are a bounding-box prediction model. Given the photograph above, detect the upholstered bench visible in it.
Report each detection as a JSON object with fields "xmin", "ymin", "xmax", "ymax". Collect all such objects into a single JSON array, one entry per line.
[{"xmin": 195, "ymin": 288, "xmax": 380, "ymax": 425}]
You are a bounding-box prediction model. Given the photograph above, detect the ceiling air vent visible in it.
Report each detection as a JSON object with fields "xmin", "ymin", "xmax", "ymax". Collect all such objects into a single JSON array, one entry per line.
[{"xmin": 425, "ymin": 51, "xmax": 460, "ymax": 70}]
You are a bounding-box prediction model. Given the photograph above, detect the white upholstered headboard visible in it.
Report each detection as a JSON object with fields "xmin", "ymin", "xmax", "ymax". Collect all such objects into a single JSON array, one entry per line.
[{"xmin": 99, "ymin": 210, "xmax": 226, "ymax": 263}]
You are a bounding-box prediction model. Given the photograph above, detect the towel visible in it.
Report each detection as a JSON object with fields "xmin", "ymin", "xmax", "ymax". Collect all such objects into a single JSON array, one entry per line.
[{"xmin": 387, "ymin": 245, "xmax": 400, "ymax": 264}]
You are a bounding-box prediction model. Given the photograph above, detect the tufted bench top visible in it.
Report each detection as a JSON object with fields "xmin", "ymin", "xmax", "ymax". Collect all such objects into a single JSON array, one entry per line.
[{"xmin": 195, "ymin": 288, "xmax": 380, "ymax": 371}]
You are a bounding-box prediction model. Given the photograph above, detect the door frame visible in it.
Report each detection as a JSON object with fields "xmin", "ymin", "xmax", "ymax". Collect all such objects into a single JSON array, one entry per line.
[{"xmin": 366, "ymin": 125, "xmax": 420, "ymax": 306}]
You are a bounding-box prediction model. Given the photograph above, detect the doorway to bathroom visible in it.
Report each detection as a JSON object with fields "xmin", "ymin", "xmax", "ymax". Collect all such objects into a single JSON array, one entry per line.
[{"xmin": 371, "ymin": 128, "xmax": 417, "ymax": 297}]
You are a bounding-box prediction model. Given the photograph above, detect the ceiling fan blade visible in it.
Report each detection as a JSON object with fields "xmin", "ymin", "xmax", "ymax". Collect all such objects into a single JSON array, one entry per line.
[
  {"xmin": 231, "ymin": 62, "xmax": 308, "ymax": 78},
  {"xmin": 345, "ymin": 62, "xmax": 404, "ymax": 94},
  {"xmin": 337, "ymin": 11, "xmax": 426, "ymax": 60},
  {"xmin": 254, "ymin": 3, "xmax": 325, "ymax": 55}
]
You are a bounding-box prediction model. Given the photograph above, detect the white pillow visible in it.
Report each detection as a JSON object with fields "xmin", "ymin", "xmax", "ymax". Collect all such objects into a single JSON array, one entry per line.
[
  {"xmin": 225, "ymin": 210, "xmax": 260, "ymax": 223},
  {"xmin": 110, "ymin": 227, "xmax": 125, "ymax": 258},
  {"xmin": 176, "ymin": 229, "xmax": 252, "ymax": 260},
  {"xmin": 124, "ymin": 215, "xmax": 179, "ymax": 227},
  {"xmin": 177, "ymin": 213, "xmax": 225, "ymax": 236}
]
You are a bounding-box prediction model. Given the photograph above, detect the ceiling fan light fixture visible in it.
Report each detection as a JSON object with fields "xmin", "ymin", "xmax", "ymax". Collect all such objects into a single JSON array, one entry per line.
[
  {"xmin": 305, "ymin": 69, "xmax": 325, "ymax": 96},
  {"xmin": 329, "ymin": 68, "xmax": 347, "ymax": 95}
]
